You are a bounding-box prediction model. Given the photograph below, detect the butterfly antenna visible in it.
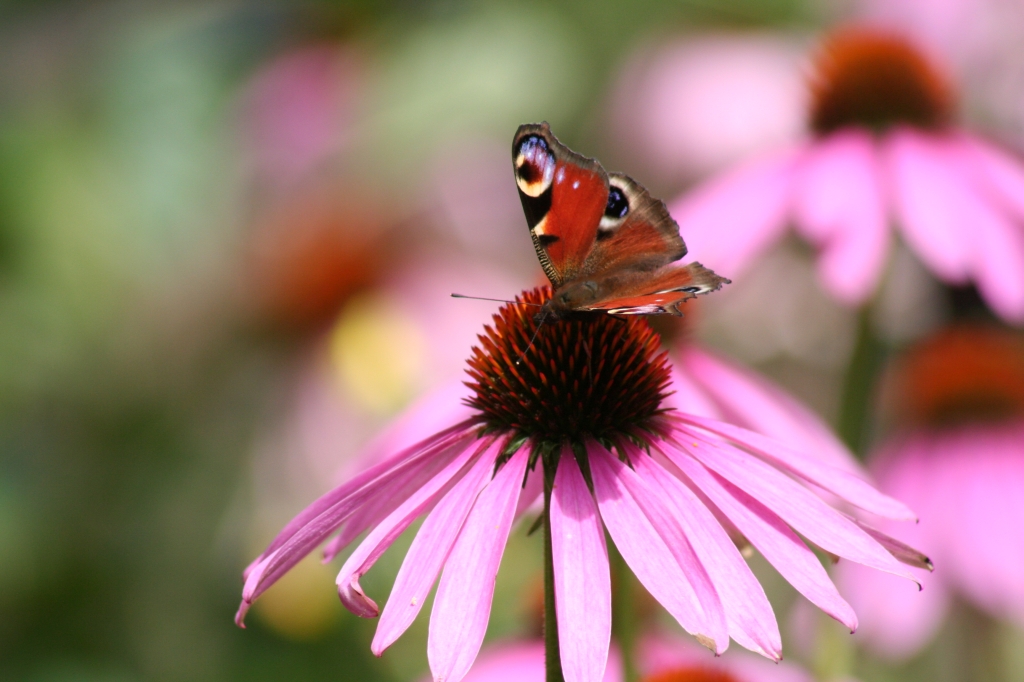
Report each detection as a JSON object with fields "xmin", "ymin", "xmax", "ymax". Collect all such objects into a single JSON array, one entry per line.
[
  {"xmin": 451, "ymin": 293, "xmax": 542, "ymax": 307},
  {"xmin": 515, "ymin": 308, "xmax": 549, "ymax": 366}
]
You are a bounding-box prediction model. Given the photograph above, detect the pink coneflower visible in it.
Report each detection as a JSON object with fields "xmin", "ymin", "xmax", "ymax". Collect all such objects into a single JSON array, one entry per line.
[
  {"xmin": 237, "ymin": 287, "xmax": 924, "ymax": 682},
  {"xmin": 671, "ymin": 28, "xmax": 1024, "ymax": 323},
  {"xmin": 839, "ymin": 325, "xmax": 1024, "ymax": 658}
]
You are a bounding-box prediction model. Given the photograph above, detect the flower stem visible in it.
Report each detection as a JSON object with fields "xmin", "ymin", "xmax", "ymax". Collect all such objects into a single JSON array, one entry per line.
[
  {"xmin": 837, "ymin": 308, "xmax": 887, "ymax": 456},
  {"xmin": 610, "ymin": 545, "xmax": 638, "ymax": 682},
  {"xmin": 543, "ymin": 464, "xmax": 564, "ymax": 682}
]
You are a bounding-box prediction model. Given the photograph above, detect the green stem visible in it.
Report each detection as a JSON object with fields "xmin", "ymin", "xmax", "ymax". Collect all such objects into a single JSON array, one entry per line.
[
  {"xmin": 837, "ymin": 308, "xmax": 887, "ymax": 457},
  {"xmin": 543, "ymin": 464, "xmax": 564, "ymax": 682},
  {"xmin": 610, "ymin": 545, "xmax": 638, "ymax": 682}
]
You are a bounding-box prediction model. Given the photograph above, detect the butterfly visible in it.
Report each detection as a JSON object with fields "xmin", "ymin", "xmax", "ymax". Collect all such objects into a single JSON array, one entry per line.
[{"xmin": 513, "ymin": 122, "xmax": 729, "ymax": 320}]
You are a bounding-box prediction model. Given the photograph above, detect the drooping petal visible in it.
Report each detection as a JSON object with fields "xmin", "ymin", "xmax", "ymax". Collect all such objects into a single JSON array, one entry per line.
[
  {"xmin": 324, "ymin": 435, "xmax": 477, "ymax": 562},
  {"xmin": 671, "ymin": 432, "xmax": 917, "ymax": 582},
  {"xmin": 237, "ymin": 425, "xmax": 477, "ymax": 625},
  {"xmin": 671, "ymin": 414, "xmax": 915, "ymax": 520},
  {"xmin": 246, "ymin": 420, "xmax": 476, "ymax": 578},
  {"xmin": 664, "ymin": 447, "xmax": 857, "ymax": 631},
  {"xmin": 372, "ymin": 442, "xmax": 503, "ymax": 654},
  {"xmin": 605, "ymin": 444, "xmax": 730, "ymax": 654},
  {"xmin": 792, "ymin": 129, "xmax": 890, "ymax": 304},
  {"xmin": 960, "ymin": 133, "xmax": 1024, "ymax": 221},
  {"xmin": 669, "ymin": 147, "xmax": 800, "ymax": 279},
  {"xmin": 678, "ymin": 346, "xmax": 863, "ymax": 475},
  {"xmin": 631, "ymin": 449, "xmax": 781, "ymax": 660},
  {"xmin": 551, "ymin": 449, "xmax": 612, "ymax": 682},
  {"xmin": 589, "ymin": 445, "xmax": 728, "ymax": 652},
  {"xmin": 358, "ymin": 380, "xmax": 480, "ymax": 468},
  {"xmin": 335, "ymin": 438, "xmax": 496, "ymax": 618},
  {"xmin": 886, "ymin": 127, "xmax": 972, "ymax": 283},
  {"xmin": 428, "ymin": 448, "xmax": 529, "ymax": 682}
]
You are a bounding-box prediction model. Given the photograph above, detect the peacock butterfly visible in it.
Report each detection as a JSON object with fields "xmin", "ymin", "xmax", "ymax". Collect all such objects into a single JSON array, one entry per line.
[{"xmin": 513, "ymin": 122, "xmax": 729, "ymax": 320}]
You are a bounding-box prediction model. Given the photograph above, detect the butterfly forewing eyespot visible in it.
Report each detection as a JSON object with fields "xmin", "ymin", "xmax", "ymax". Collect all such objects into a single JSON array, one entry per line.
[{"xmin": 514, "ymin": 135, "xmax": 556, "ymax": 198}]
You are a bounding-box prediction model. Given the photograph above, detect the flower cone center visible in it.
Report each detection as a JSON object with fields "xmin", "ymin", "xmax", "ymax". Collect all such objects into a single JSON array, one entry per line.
[
  {"xmin": 808, "ymin": 28, "xmax": 954, "ymax": 135},
  {"xmin": 465, "ymin": 287, "xmax": 671, "ymax": 448},
  {"xmin": 889, "ymin": 326, "xmax": 1024, "ymax": 428}
]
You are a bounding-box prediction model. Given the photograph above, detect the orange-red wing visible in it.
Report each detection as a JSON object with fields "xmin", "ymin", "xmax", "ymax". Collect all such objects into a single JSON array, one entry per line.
[
  {"xmin": 513, "ymin": 123, "xmax": 608, "ymax": 287},
  {"xmin": 580, "ymin": 173, "xmax": 687, "ymax": 277}
]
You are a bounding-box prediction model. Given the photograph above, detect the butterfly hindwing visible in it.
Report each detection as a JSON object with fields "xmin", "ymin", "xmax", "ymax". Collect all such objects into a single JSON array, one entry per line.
[
  {"xmin": 581, "ymin": 262, "xmax": 729, "ymax": 316},
  {"xmin": 581, "ymin": 173, "xmax": 687, "ymax": 277}
]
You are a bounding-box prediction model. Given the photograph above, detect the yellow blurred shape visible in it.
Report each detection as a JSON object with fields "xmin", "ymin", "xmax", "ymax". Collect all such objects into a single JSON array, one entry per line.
[
  {"xmin": 255, "ymin": 552, "xmax": 338, "ymax": 641},
  {"xmin": 330, "ymin": 293, "xmax": 425, "ymax": 414}
]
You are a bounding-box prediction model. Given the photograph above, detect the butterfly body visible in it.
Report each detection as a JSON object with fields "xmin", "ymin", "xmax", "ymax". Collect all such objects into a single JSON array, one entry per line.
[{"xmin": 512, "ymin": 123, "xmax": 728, "ymax": 320}]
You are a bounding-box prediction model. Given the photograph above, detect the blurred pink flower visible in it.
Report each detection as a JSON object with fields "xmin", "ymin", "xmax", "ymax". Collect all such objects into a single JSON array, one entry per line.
[
  {"xmin": 839, "ymin": 326, "xmax": 1024, "ymax": 658},
  {"xmin": 425, "ymin": 631, "xmax": 823, "ymax": 682},
  {"xmin": 670, "ymin": 28, "xmax": 1024, "ymax": 323},
  {"xmin": 610, "ymin": 34, "xmax": 806, "ymax": 180},
  {"xmin": 420, "ymin": 641, "xmax": 622, "ymax": 682},
  {"xmin": 239, "ymin": 44, "xmax": 361, "ymax": 189},
  {"xmin": 237, "ymin": 288, "xmax": 922, "ymax": 682}
]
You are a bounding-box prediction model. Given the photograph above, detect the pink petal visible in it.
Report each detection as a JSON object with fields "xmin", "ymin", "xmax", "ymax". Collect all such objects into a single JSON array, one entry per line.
[
  {"xmin": 671, "ymin": 414, "xmax": 915, "ymax": 520},
  {"xmin": 358, "ymin": 380, "xmax": 480, "ymax": 467},
  {"xmin": 792, "ymin": 129, "xmax": 890, "ymax": 304},
  {"xmin": 631, "ymin": 450, "xmax": 781, "ymax": 659},
  {"xmin": 335, "ymin": 439, "xmax": 495, "ymax": 618},
  {"xmin": 428, "ymin": 448, "xmax": 529, "ymax": 682},
  {"xmin": 324, "ymin": 434, "xmax": 476, "ymax": 562},
  {"xmin": 246, "ymin": 420, "xmax": 476, "ymax": 578},
  {"xmin": 663, "ymin": 366, "xmax": 725, "ymax": 419},
  {"xmin": 891, "ymin": 132, "xmax": 1024, "ymax": 322},
  {"xmin": 960, "ymin": 133, "xmax": 1024, "ymax": 221},
  {"xmin": 514, "ymin": 461, "xmax": 544, "ymax": 520},
  {"xmin": 886, "ymin": 127, "xmax": 971, "ymax": 283},
  {"xmin": 372, "ymin": 442, "xmax": 502, "ymax": 654},
  {"xmin": 664, "ymin": 447, "xmax": 858, "ymax": 631},
  {"xmin": 237, "ymin": 425, "xmax": 477, "ymax": 625},
  {"xmin": 678, "ymin": 346, "xmax": 864, "ymax": 475},
  {"xmin": 589, "ymin": 445, "xmax": 728, "ymax": 652},
  {"xmin": 669, "ymin": 147, "xmax": 800, "ymax": 278},
  {"xmin": 670, "ymin": 431, "xmax": 916, "ymax": 582},
  {"xmin": 551, "ymin": 449, "xmax": 612, "ymax": 682},
  {"xmin": 610, "ymin": 445, "xmax": 730, "ymax": 654}
]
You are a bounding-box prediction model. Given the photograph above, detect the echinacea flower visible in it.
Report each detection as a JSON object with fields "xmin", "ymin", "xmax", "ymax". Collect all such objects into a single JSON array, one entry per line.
[
  {"xmin": 238, "ymin": 287, "xmax": 923, "ymax": 682},
  {"xmin": 839, "ymin": 325, "xmax": 1024, "ymax": 658},
  {"xmin": 670, "ymin": 27, "xmax": 1024, "ymax": 323}
]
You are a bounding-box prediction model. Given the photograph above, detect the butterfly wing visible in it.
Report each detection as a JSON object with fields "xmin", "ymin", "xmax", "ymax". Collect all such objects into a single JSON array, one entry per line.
[
  {"xmin": 580, "ymin": 262, "xmax": 729, "ymax": 316},
  {"xmin": 513, "ymin": 123, "xmax": 609, "ymax": 287},
  {"xmin": 581, "ymin": 173, "xmax": 687, "ymax": 276}
]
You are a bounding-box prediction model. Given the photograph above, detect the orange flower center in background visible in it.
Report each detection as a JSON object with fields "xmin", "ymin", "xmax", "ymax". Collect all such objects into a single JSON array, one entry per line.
[
  {"xmin": 890, "ymin": 326, "xmax": 1024, "ymax": 429},
  {"xmin": 640, "ymin": 667, "xmax": 740, "ymax": 682},
  {"xmin": 808, "ymin": 28, "xmax": 954, "ymax": 135}
]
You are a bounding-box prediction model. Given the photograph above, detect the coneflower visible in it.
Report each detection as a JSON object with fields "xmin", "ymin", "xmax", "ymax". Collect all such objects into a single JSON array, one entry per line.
[
  {"xmin": 671, "ymin": 27, "xmax": 1024, "ymax": 323},
  {"xmin": 238, "ymin": 287, "xmax": 924, "ymax": 682}
]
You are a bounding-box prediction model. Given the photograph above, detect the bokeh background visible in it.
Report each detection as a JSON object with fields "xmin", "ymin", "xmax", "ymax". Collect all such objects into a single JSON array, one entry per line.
[{"xmin": 2, "ymin": 1, "xmax": 1024, "ymax": 681}]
